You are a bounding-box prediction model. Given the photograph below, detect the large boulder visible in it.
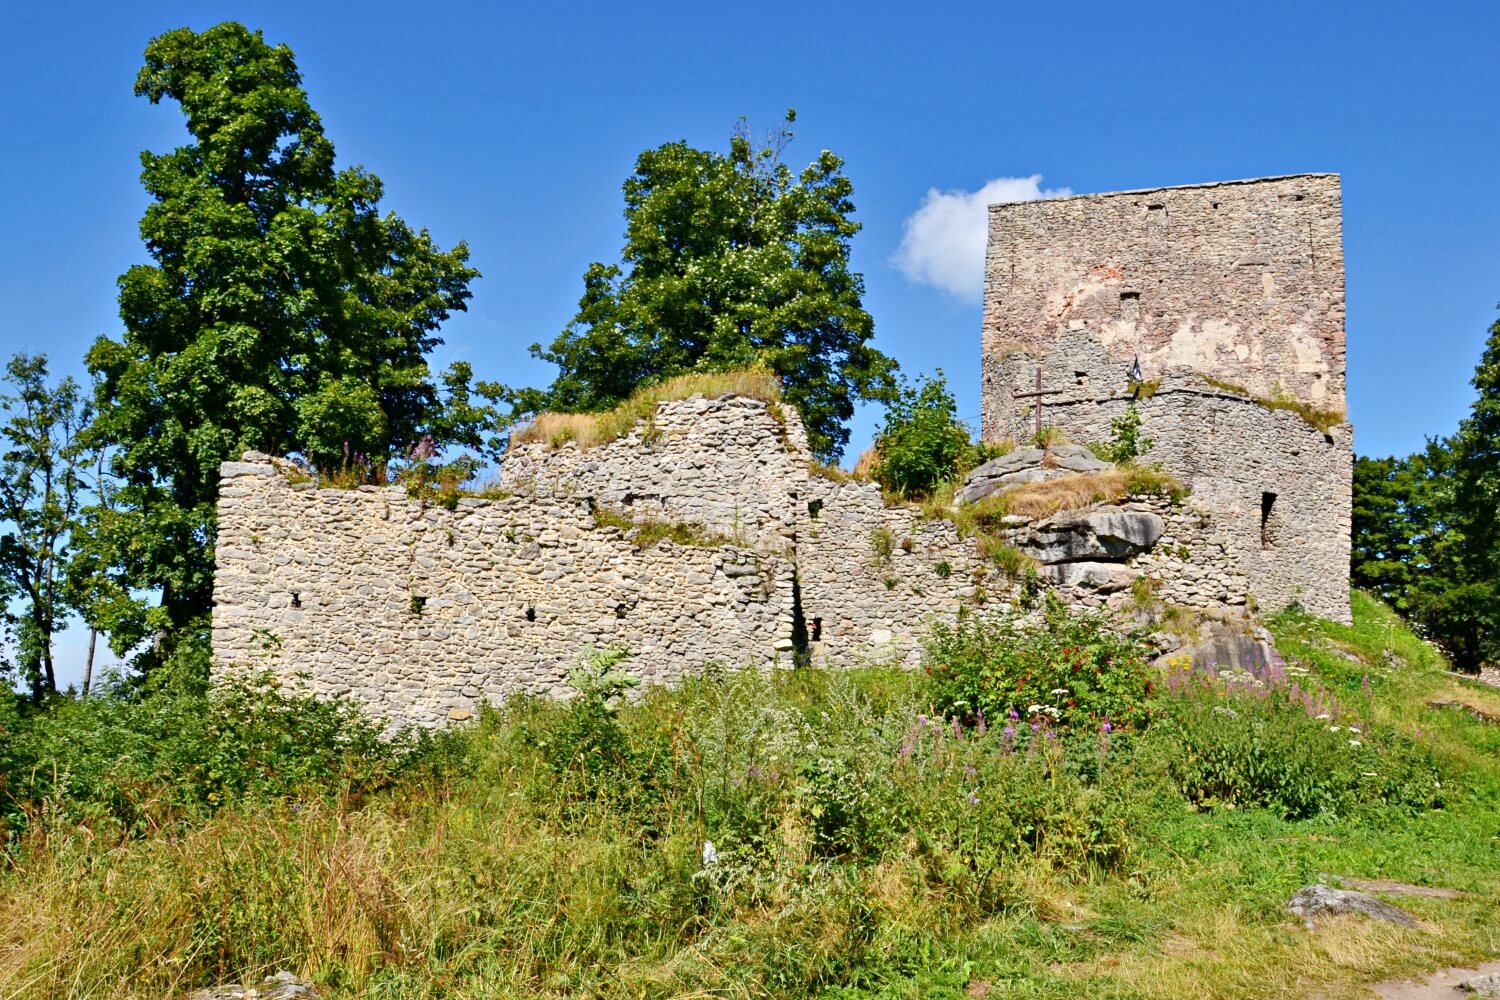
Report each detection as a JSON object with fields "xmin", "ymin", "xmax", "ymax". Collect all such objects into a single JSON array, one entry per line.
[
  {"xmin": 1016, "ymin": 507, "xmax": 1164, "ymax": 563},
  {"xmin": 1039, "ymin": 561, "xmax": 1138, "ymax": 592},
  {"xmin": 1286, "ymin": 884, "xmax": 1418, "ymax": 929},
  {"xmin": 955, "ymin": 445, "xmax": 1111, "ymax": 505}
]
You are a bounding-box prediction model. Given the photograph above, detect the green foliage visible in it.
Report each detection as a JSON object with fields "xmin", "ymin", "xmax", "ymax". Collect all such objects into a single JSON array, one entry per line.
[
  {"xmin": 1, "ymin": 594, "xmax": 1494, "ymax": 998},
  {"xmin": 1098, "ymin": 402, "xmax": 1153, "ymax": 463},
  {"xmin": 85, "ymin": 23, "xmax": 500, "ymax": 638},
  {"xmin": 0, "ymin": 651, "xmax": 420, "ymax": 844},
  {"xmin": 1154, "ymin": 684, "xmax": 1443, "ymax": 819},
  {"xmin": 520, "ymin": 111, "xmax": 897, "ymax": 462},
  {"xmin": 871, "ymin": 371, "xmax": 973, "ymax": 499},
  {"xmin": 1352, "ymin": 313, "xmax": 1500, "ymax": 669},
  {"xmin": 0, "ymin": 355, "xmax": 95, "ymax": 700},
  {"xmin": 924, "ymin": 600, "xmax": 1154, "ymax": 730}
]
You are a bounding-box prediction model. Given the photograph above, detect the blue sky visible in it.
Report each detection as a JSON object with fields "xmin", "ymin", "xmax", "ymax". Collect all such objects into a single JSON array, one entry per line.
[{"xmin": 3, "ymin": 0, "xmax": 1498, "ymax": 686}]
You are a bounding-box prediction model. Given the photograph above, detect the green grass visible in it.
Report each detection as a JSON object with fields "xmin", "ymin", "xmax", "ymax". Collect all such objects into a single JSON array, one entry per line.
[
  {"xmin": 1195, "ymin": 374, "xmax": 1347, "ymax": 433},
  {"xmin": 1, "ymin": 593, "xmax": 1495, "ymax": 998},
  {"xmin": 591, "ymin": 505, "xmax": 732, "ymax": 549}
]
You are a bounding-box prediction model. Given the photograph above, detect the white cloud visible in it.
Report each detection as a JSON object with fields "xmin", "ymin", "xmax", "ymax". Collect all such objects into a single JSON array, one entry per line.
[{"xmin": 892, "ymin": 175, "xmax": 1071, "ymax": 302}]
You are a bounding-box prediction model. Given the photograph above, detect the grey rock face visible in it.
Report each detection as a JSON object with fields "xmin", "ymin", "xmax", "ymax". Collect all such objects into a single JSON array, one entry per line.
[
  {"xmin": 1018, "ymin": 508, "xmax": 1165, "ymax": 563},
  {"xmin": 189, "ymin": 971, "xmax": 318, "ymax": 999},
  {"xmin": 1163, "ymin": 619, "xmax": 1279, "ymax": 674},
  {"xmin": 1286, "ymin": 884, "xmax": 1419, "ymax": 929},
  {"xmin": 1039, "ymin": 561, "xmax": 1137, "ymax": 592},
  {"xmin": 955, "ymin": 445, "xmax": 1111, "ymax": 505},
  {"xmin": 1462, "ymin": 973, "xmax": 1500, "ymax": 997}
]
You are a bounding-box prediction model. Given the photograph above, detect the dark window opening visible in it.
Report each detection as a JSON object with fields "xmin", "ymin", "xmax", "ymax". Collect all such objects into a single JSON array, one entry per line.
[
  {"xmin": 410, "ymin": 595, "xmax": 427, "ymax": 616},
  {"xmin": 1074, "ymin": 371, "xmax": 1089, "ymax": 389},
  {"xmin": 524, "ymin": 604, "xmax": 536, "ymax": 622},
  {"xmin": 1146, "ymin": 202, "xmax": 1165, "ymax": 211},
  {"xmin": 290, "ymin": 592, "xmax": 301, "ymax": 608},
  {"xmin": 1260, "ymin": 492, "xmax": 1279, "ymax": 549},
  {"xmin": 808, "ymin": 499, "xmax": 823, "ymax": 520},
  {"xmin": 811, "ymin": 617, "xmax": 823, "ymax": 642},
  {"xmin": 1120, "ymin": 291, "xmax": 1141, "ymax": 323}
]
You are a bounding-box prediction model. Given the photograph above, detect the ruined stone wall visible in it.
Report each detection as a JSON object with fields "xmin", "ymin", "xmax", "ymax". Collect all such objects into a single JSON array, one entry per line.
[
  {"xmin": 797, "ymin": 476, "xmax": 993, "ymax": 665},
  {"xmin": 212, "ymin": 457, "xmax": 794, "ymax": 728},
  {"xmin": 499, "ymin": 395, "xmax": 811, "ymax": 552},
  {"xmin": 981, "ymin": 173, "xmax": 1346, "ymax": 429},
  {"xmin": 1024, "ymin": 382, "xmax": 1351, "ymax": 622},
  {"xmin": 212, "ymin": 395, "xmax": 1275, "ymax": 726}
]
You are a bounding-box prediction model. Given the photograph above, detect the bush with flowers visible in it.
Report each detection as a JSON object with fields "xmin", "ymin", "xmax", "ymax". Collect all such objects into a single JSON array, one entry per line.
[{"xmin": 923, "ymin": 597, "xmax": 1154, "ymax": 732}]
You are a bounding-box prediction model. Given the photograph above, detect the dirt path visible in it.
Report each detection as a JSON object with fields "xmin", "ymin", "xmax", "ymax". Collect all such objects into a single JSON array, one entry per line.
[{"xmin": 1372, "ymin": 960, "xmax": 1500, "ymax": 999}]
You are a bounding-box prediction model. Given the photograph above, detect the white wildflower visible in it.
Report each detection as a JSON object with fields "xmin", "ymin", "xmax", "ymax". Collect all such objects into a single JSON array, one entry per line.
[
  {"xmin": 1329, "ymin": 725, "xmax": 1341, "ymax": 732},
  {"xmin": 1348, "ymin": 739, "xmax": 1363, "ymax": 747},
  {"xmin": 1315, "ymin": 713, "xmax": 1332, "ymax": 720},
  {"xmin": 702, "ymin": 841, "xmax": 718, "ymax": 867}
]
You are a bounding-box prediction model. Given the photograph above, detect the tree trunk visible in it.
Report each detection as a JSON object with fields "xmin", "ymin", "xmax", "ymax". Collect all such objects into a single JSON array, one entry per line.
[{"xmin": 83, "ymin": 626, "xmax": 97, "ymax": 697}]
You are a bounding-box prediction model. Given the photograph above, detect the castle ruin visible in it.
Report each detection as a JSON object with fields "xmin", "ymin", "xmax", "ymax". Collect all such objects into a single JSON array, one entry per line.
[
  {"xmin": 209, "ymin": 174, "xmax": 1353, "ymax": 727},
  {"xmin": 981, "ymin": 174, "xmax": 1352, "ymax": 622}
]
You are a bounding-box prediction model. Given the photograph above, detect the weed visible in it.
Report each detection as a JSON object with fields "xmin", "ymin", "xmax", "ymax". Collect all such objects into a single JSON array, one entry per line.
[
  {"xmin": 512, "ymin": 367, "xmax": 782, "ymax": 450},
  {"xmin": 870, "ymin": 527, "xmax": 895, "ymax": 566}
]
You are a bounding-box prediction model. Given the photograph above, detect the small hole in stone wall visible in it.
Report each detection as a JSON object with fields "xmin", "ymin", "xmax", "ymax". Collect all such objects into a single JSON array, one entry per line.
[
  {"xmin": 615, "ymin": 603, "xmax": 628, "ymax": 619},
  {"xmin": 1074, "ymin": 371, "xmax": 1089, "ymax": 389},
  {"xmin": 1260, "ymin": 492, "xmax": 1279, "ymax": 549},
  {"xmin": 525, "ymin": 604, "xmax": 536, "ymax": 622},
  {"xmin": 1211, "ymin": 201, "xmax": 1221, "ymax": 209},
  {"xmin": 811, "ymin": 617, "xmax": 822, "ymax": 642},
  {"xmin": 1146, "ymin": 202, "xmax": 1165, "ymax": 212},
  {"xmin": 290, "ymin": 592, "xmax": 301, "ymax": 608},
  {"xmin": 410, "ymin": 595, "xmax": 427, "ymax": 616},
  {"xmin": 808, "ymin": 499, "xmax": 823, "ymax": 520}
]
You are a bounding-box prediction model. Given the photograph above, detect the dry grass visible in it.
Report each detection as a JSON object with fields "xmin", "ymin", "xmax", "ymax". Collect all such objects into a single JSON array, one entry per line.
[
  {"xmin": 997, "ymin": 466, "xmax": 1185, "ymax": 519},
  {"xmin": 511, "ymin": 368, "xmax": 783, "ymax": 450},
  {"xmin": 851, "ymin": 445, "xmax": 881, "ymax": 481}
]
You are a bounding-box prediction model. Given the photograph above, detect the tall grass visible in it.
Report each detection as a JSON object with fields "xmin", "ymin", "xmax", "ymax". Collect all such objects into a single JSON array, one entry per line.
[
  {"xmin": 1, "ymin": 594, "xmax": 1496, "ymax": 998},
  {"xmin": 511, "ymin": 368, "xmax": 784, "ymax": 450}
]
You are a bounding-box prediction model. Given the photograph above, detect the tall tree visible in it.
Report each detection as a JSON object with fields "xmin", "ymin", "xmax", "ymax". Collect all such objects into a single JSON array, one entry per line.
[
  {"xmin": 0, "ymin": 356, "xmax": 93, "ymax": 701},
  {"xmin": 87, "ymin": 23, "xmax": 495, "ymax": 640},
  {"xmin": 525, "ymin": 112, "xmax": 897, "ymax": 461}
]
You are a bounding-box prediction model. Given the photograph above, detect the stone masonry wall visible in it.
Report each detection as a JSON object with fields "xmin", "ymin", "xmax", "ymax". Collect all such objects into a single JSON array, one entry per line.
[
  {"xmin": 212, "ymin": 457, "xmax": 794, "ymax": 728},
  {"xmin": 213, "ymin": 395, "xmax": 1272, "ymax": 726},
  {"xmin": 797, "ymin": 476, "xmax": 994, "ymax": 666},
  {"xmin": 981, "ymin": 174, "xmax": 1346, "ymax": 421},
  {"xmin": 499, "ymin": 395, "xmax": 812, "ymax": 553},
  {"xmin": 1013, "ymin": 381, "xmax": 1351, "ymax": 622}
]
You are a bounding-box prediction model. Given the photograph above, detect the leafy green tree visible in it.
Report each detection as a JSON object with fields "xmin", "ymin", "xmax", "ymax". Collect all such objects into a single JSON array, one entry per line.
[
  {"xmin": 524, "ymin": 112, "xmax": 896, "ymax": 461},
  {"xmin": 0, "ymin": 355, "xmax": 93, "ymax": 701},
  {"xmin": 1351, "ymin": 450, "xmax": 1446, "ymax": 611},
  {"xmin": 872, "ymin": 372, "xmax": 972, "ymax": 498},
  {"xmin": 86, "ymin": 23, "xmax": 497, "ymax": 639},
  {"xmin": 1451, "ymin": 317, "xmax": 1500, "ymax": 581}
]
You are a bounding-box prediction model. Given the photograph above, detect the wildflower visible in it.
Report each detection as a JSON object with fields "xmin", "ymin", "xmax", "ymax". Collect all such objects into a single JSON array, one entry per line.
[
  {"xmin": 899, "ymin": 743, "xmax": 914, "ymax": 757},
  {"xmin": 1002, "ymin": 724, "xmax": 1016, "ymax": 741},
  {"xmin": 1329, "ymin": 725, "xmax": 1341, "ymax": 732},
  {"xmin": 1348, "ymin": 726, "xmax": 1361, "ymax": 734},
  {"xmin": 1100, "ymin": 720, "xmax": 1113, "ymax": 734},
  {"xmin": 1049, "ymin": 688, "xmax": 1069, "ymax": 697},
  {"xmin": 1348, "ymin": 739, "xmax": 1363, "ymax": 747},
  {"xmin": 965, "ymin": 765, "xmax": 976, "ymax": 776},
  {"xmin": 968, "ymin": 793, "xmax": 980, "ymax": 806},
  {"xmin": 702, "ymin": 841, "xmax": 718, "ymax": 867},
  {"xmin": 1315, "ymin": 713, "xmax": 1332, "ymax": 720},
  {"xmin": 917, "ymin": 714, "xmax": 928, "ymax": 726},
  {"xmin": 1008, "ymin": 708, "xmax": 1020, "ymax": 721},
  {"xmin": 1362, "ymin": 772, "xmax": 1378, "ymax": 777}
]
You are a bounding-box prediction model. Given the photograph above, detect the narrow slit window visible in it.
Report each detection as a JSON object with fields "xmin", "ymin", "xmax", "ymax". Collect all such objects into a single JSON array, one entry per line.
[{"xmin": 1260, "ymin": 492, "xmax": 1279, "ymax": 549}]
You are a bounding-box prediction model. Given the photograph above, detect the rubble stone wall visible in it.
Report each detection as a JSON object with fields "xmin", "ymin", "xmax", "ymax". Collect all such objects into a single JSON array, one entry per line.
[
  {"xmin": 1024, "ymin": 382, "xmax": 1351, "ymax": 621},
  {"xmin": 981, "ymin": 173, "xmax": 1346, "ymax": 421},
  {"xmin": 212, "ymin": 458, "xmax": 794, "ymax": 728}
]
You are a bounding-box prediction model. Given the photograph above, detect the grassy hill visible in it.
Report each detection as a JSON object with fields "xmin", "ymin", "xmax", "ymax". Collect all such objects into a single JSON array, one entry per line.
[{"xmin": 1, "ymin": 592, "xmax": 1496, "ymax": 998}]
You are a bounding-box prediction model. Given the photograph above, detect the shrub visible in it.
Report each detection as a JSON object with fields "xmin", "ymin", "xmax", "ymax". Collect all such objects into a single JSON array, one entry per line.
[
  {"xmin": 1098, "ymin": 402, "xmax": 1153, "ymax": 463},
  {"xmin": 1152, "ymin": 682, "xmax": 1443, "ymax": 819},
  {"xmin": 923, "ymin": 599, "xmax": 1153, "ymax": 730},
  {"xmin": 0, "ymin": 663, "xmax": 421, "ymax": 844},
  {"xmin": 872, "ymin": 371, "xmax": 973, "ymax": 499}
]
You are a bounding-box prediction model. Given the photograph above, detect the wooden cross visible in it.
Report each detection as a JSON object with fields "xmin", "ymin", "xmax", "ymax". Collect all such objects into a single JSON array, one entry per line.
[{"xmin": 1013, "ymin": 368, "xmax": 1064, "ymax": 440}]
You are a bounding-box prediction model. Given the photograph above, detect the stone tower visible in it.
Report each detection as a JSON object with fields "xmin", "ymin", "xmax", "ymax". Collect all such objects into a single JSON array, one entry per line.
[{"xmin": 979, "ymin": 175, "xmax": 1352, "ymax": 621}]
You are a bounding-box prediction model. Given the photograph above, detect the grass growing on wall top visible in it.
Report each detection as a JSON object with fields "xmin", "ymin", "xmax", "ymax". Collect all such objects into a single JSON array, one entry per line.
[
  {"xmin": 511, "ymin": 368, "xmax": 784, "ymax": 450},
  {"xmin": 1195, "ymin": 374, "xmax": 1347, "ymax": 433}
]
